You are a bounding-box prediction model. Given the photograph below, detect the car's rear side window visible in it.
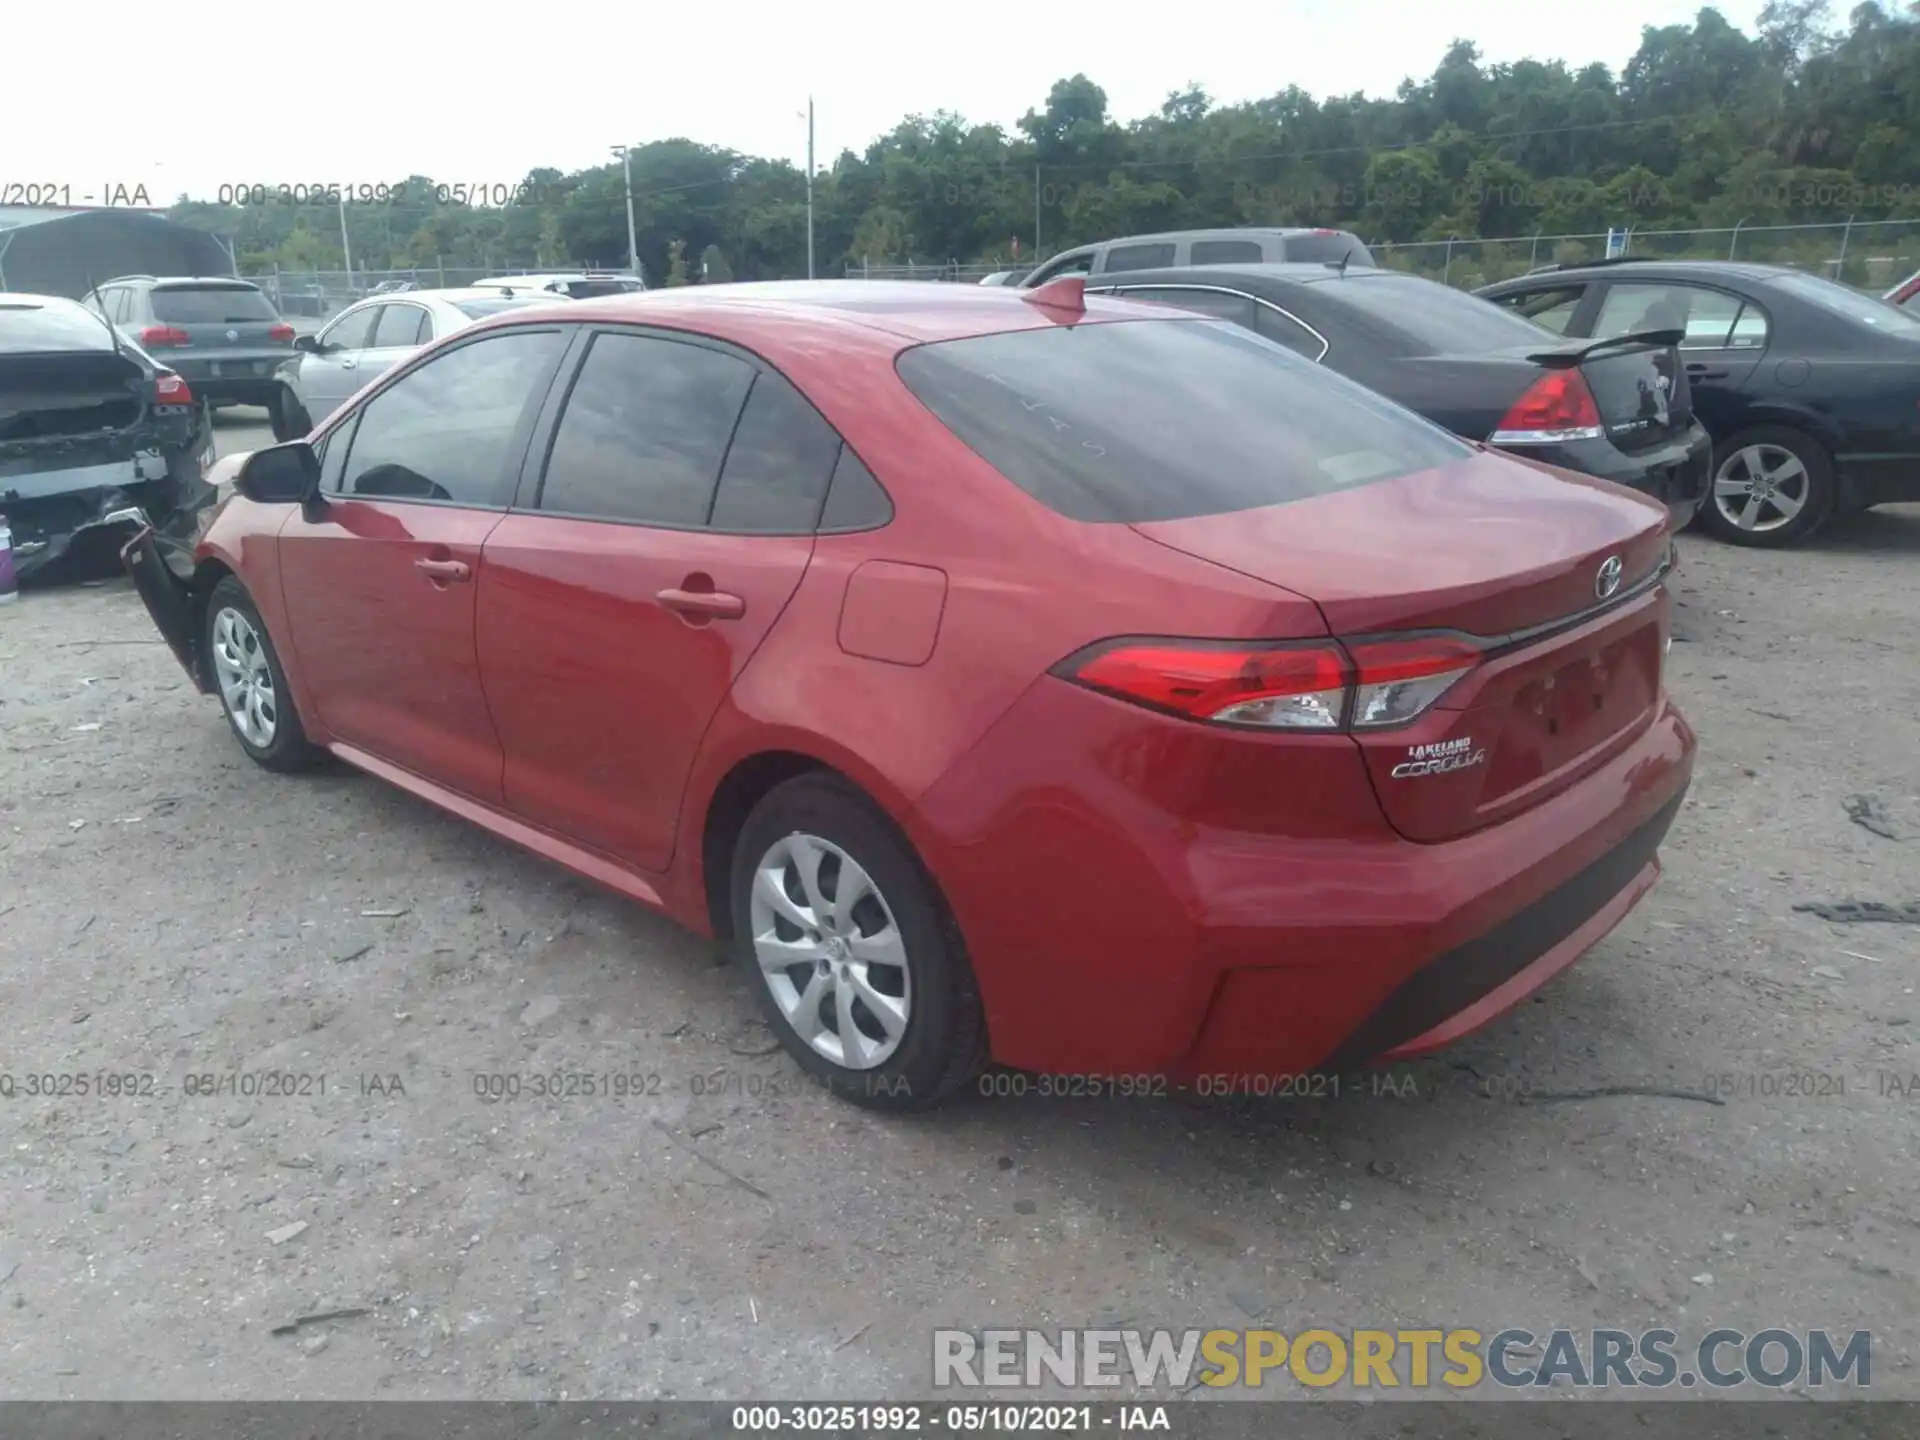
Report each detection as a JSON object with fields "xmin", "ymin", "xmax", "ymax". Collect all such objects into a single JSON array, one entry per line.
[
  {"xmin": 1325, "ymin": 274, "xmax": 1556, "ymax": 352},
  {"xmin": 538, "ymin": 331, "xmax": 756, "ymax": 527},
  {"xmin": 148, "ymin": 285, "xmax": 280, "ymax": 324},
  {"xmin": 1103, "ymin": 243, "xmax": 1177, "ymax": 273},
  {"xmin": 708, "ymin": 370, "xmax": 844, "ymax": 532},
  {"xmin": 1190, "ymin": 240, "xmax": 1264, "ymax": 265},
  {"xmin": 895, "ymin": 318, "xmax": 1472, "ymax": 523}
]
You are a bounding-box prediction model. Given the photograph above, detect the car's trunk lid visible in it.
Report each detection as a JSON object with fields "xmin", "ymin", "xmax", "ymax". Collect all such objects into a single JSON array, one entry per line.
[
  {"xmin": 1131, "ymin": 448, "xmax": 1673, "ymax": 840},
  {"xmin": 0, "ymin": 350, "xmax": 149, "ymax": 453}
]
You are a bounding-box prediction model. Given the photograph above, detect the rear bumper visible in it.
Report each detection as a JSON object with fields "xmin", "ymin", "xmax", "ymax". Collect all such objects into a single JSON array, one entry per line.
[
  {"xmin": 914, "ymin": 677, "xmax": 1696, "ymax": 1079},
  {"xmin": 120, "ymin": 526, "xmax": 209, "ymax": 689},
  {"xmin": 1501, "ymin": 427, "xmax": 1710, "ymax": 532},
  {"xmin": 164, "ymin": 355, "xmax": 293, "ymax": 404},
  {"xmin": 0, "ymin": 432, "xmax": 214, "ymax": 586}
]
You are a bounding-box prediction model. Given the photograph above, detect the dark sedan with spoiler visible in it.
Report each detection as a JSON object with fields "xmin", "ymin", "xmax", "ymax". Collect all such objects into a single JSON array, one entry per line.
[{"xmin": 1086, "ymin": 263, "xmax": 1711, "ymax": 531}]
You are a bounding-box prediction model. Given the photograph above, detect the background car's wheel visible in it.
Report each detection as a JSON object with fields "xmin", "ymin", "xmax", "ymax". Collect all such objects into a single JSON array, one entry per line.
[
  {"xmin": 204, "ymin": 577, "xmax": 323, "ymax": 772},
  {"xmin": 1698, "ymin": 425, "xmax": 1834, "ymax": 547},
  {"xmin": 268, "ymin": 385, "xmax": 312, "ymax": 443},
  {"xmin": 729, "ymin": 773, "xmax": 987, "ymax": 1110}
]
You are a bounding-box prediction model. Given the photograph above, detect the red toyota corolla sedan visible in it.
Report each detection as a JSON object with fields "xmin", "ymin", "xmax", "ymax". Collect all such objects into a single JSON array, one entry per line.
[{"xmin": 121, "ymin": 277, "xmax": 1695, "ymax": 1109}]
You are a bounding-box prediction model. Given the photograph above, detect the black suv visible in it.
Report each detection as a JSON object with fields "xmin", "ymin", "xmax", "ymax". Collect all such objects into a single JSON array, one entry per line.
[{"xmin": 83, "ymin": 276, "xmax": 297, "ymax": 411}]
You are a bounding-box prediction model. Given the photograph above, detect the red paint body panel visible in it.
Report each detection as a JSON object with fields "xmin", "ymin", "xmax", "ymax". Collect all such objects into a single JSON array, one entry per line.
[
  {"xmin": 155, "ymin": 284, "xmax": 1698, "ymax": 1084},
  {"xmin": 475, "ymin": 514, "xmax": 813, "ymax": 871},
  {"xmin": 275, "ymin": 499, "xmax": 507, "ymax": 802}
]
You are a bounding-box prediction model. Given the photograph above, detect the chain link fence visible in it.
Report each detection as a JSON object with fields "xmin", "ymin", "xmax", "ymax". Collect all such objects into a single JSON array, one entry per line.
[
  {"xmin": 842, "ymin": 260, "xmax": 1019, "ymax": 283},
  {"xmin": 1373, "ymin": 220, "xmax": 1920, "ymax": 291},
  {"xmin": 242, "ymin": 264, "xmax": 564, "ymax": 320}
]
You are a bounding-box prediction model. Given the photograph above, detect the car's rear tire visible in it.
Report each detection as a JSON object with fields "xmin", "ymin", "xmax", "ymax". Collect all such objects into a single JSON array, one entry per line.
[
  {"xmin": 1698, "ymin": 425, "xmax": 1834, "ymax": 547},
  {"xmin": 728, "ymin": 773, "xmax": 988, "ymax": 1110},
  {"xmin": 204, "ymin": 577, "xmax": 323, "ymax": 773},
  {"xmin": 268, "ymin": 385, "xmax": 312, "ymax": 443}
]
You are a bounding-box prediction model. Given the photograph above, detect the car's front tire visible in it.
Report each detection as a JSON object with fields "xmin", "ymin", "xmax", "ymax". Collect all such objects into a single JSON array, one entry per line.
[
  {"xmin": 1699, "ymin": 425, "xmax": 1833, "ymax": 546},
  {"xmin": 268, "ymin": 384, "xmax": 312, "ymax": 443},
  {"xmin": 204, "ymin": 577, "xmax": 323, "ymax": 772},
  {"xmin": 728, "ymin": 773, "xmax": 988, "ymax": 1110}
]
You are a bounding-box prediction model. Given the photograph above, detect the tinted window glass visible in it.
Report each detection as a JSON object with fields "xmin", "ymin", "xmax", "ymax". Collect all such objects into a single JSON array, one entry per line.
[
  {"xmin": 113, "ymin": 290, "xmax": 135, "ymax": 323},
  {"xmin": 1253, "ymin": 305, "xmax": 1324, "ymax": 358},
  {"xmin": 709, "ymin": 371, "xmax": 844, "ymax": 531},
  {"xmin": 1323, "ymin": 274, "xmax": 1553, "ymax": 351},
  {"xmin": 148, "ymin": 285, "xmax": 279, "ymax": 324},
  {"xmin": 1104, "ymin": 243, "xmax": 1177, "ymax": 272},
  {"xmin": 1122, "ymin": 287, "xmax": 1259, "ymax": 327},
  {"xmin": 1493, "ymin": 285, "xmax": 1584, "ymax": 334},
  {"xmin": 451, "ymin": 296, "xmax": 551, "ymax": 320},
  {"xmin": 1030, "ymin": 251, "xmax": 1096, "ymax": 283},
  {"xmin": 1768, "ymin": 272, "xmax": 1920, "ymax": 332},
  {"xmin": 539, "ymin": 332, "xmax": 755, "ymax": 526},
  {"xmin": 1283, "ymin": 233, "xmax": 1373, "ymax": 265},
  {"xmin": 566, "ymin": 279, "xmax": 645, "ymax": 297},
  {"xmin": 0, "ymin": 299, "xmax": 115, "ymax": 352},
  {"xmin": 1592, "ymin": 283, "xmax": 1755, "ymax": 348},
  {"xmin": 372, "ymin": 305, "xmax": 429, "ymax": 347},
  {"xmin": 1191, "ymin": 240, "xmax": 1265, "ymax": 265},
  {"xmin": 895, "ymin": 318, "xmax": 1471, "ymax": 524},
  {"xmin": 819, "ymin": 447, "xmax": 893, "ymax": 531},
  {"xmin": 340, "ymin": 329, "xmax": 562, "ymax": 505},
  {"xmin": 322, "ymin": 308, "xmax": 376, "ymax": 350}
]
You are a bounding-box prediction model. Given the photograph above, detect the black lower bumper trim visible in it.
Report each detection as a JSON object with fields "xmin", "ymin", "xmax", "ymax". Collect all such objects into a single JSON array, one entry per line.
[
  {"xmin": 122, "ymin": 528, "xmax": 206, "ymax": 690},
  {"xmin": 1319, "ymin": 785, "xmax": 1688, "ymax": 1070}
]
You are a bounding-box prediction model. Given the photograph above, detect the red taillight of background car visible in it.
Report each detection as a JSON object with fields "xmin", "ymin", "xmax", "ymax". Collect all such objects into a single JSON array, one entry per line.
[
  {"xmin": 1488, "ymin": 369, "xmax": 1604, "ymax": 444},
  {"xmin": 139, "ymin": 325, "xmax": 191, "ymax": 348},
  {"xmin": 155, "ymin": 373, "xmax": 194, "ymax": 406},
  {"xmin": 269, "ymin": 323, "xmax": 295, "ymax": 343},
  {"xmin": 1056, "ymin": 634, "xmax": 1482, "ymax": 731}
]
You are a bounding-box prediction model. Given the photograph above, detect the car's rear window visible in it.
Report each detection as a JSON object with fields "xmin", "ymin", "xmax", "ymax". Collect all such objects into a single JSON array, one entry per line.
[
  {"xmin": 1323, "ymin": 273, "xmax": 1556, "ymax": 352},
  {"xmin": 150, "ymin": 285, "xmax": 281, "ymax": 324},
  {"xmin": 1283, "ymin": 232, "xmax": 1374, "ymax": 266},
  {"xmin": 0, "ymin": 300, "xmax": 114, "ymax": 353},
  {"xmin": 894, "ymin": 317, "xmax": 1472, "ymax": 523},
  {"xmin": 452, "ymin": 296, "xmax": 554, "ymax": 319},
  {"xmin": 1768, "ymin": 271, "xmax": 1920, "ymax": 332},
  {"xmin": 566, "ymin": 279, "xmax": 645, "ymax": 297}
]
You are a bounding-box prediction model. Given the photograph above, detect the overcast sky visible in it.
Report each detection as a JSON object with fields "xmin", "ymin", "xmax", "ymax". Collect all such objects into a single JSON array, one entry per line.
[{"xmin": 6, "ymin": 0, "xmax": 1767, "ymax": 206}]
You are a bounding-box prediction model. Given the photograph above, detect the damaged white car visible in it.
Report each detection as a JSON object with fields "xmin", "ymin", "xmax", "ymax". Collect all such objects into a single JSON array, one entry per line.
[{"xmin": 0, "ymin": 293, "xmax": 216, "ymax": 585}]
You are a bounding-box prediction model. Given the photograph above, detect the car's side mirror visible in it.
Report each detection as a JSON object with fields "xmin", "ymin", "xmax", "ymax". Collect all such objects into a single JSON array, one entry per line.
[
  {"xmin": 293, "ymin": 334, "xmax": 321, "ymax": 354},
  {"xmin": 234, "ymin": 442, "xmax": 321, "ymax": 505}
]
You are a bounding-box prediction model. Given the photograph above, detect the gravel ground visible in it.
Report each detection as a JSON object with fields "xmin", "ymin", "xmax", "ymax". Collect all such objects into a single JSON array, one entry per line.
[{"xmin": 2, "ymin": 420, "xmax": 1916, "ymax": 1407}]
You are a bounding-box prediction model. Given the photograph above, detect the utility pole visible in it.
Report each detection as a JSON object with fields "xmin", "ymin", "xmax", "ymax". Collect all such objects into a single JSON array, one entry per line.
[
  {"xmin": 337, "ymin": 194, "xmax": 354, "ymax": 287},
  {"xmin": 806, "ymin": 98, "xmax": 816, "ymax": 279},
  {"xmin": 611, "ymin": 144, "xmax": 639, "ymax": 277}
]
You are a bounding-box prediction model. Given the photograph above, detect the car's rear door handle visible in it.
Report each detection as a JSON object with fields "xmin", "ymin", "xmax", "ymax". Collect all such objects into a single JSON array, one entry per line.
[
  {"xmin": 415, "ymin": 558, "xmax": 470, "ymax": 582},
  {"xmin": 657, "ymin": 587, "xmax": 745, "ymax": 620},
  {"xmin": 1685, "ymin": 363, "xmax": 1730, "ymax": 379}
]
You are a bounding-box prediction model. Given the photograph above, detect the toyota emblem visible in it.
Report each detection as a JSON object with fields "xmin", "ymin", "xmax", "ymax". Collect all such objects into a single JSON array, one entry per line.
[
  {"xmin": 225, "ymin": 328, "xmax": 239, "ymax": 341},
  {"xmin": 1595, "ymin": 555, "xmax": 1625, "ymax": 600}
]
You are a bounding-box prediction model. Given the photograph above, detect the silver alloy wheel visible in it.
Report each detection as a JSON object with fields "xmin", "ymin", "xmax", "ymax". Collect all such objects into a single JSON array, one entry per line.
[
  {"xmin": 210, "ymin": 606, "xmax": 277, "ymax": 747},
  {"xmin": 748, "ymin": 831, "xmax": 911, "ymax": 1070},
  {"xmin": 1712, "ymin": 443, "xmax": 1810, "ymax": 533}
]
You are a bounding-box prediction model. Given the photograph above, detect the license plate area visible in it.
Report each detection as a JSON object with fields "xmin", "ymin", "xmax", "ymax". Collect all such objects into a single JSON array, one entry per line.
[{"xmin": 1483, "ymin": 627, "xmax": 1661, "ymax": 793}]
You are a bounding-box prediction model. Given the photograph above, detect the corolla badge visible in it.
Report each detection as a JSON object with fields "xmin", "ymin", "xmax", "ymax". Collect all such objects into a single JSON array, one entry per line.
[
  {"xmin": 1596, "ymin": 555, "xmax": 1625, "ymax": 600},
  {"xmin": 1390, "ymin": 736, "xmax": 1487, "ymax": 779}
]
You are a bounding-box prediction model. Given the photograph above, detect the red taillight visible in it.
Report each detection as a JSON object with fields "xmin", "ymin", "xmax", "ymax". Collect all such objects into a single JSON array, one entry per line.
[
  {"xmin": 140, "ymin": 325, "xmax": 191, "ymax": 348},
  {"xmin": 1058, "ymin": 635, "xmax": 1481, "ymax": 731},
  {"xmin": 155, "ymin": 373, "xmax": 193, "ymax": 406},
  {"xmin": 1490, "ymin": 369, "xmax": 1603, "ymax": 443},
  {"xmin": 269, "ymin": 323, "xmax": 295, "ymax": 343}
]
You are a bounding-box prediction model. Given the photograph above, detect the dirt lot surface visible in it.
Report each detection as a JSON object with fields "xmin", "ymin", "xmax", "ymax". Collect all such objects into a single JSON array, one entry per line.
[{"xmin": 2, "ymin": 418, "xmax": 1916, "ymax": 1408}]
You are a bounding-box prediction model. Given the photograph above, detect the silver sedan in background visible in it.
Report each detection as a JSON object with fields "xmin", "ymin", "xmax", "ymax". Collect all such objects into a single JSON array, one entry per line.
[{"xmin": 270, "ymin": 287, "xmax": 557, "ymax": 439}]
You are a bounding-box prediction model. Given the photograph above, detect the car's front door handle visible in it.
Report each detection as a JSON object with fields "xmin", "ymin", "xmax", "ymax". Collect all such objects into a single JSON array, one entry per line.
[
  {"xmin": 340, "ymin": 358, "xmax": 358, "ymax": 370},
  {"xmin": 657, "ymin": 587, "xmax": 745, "ymax": 620},
  {"xmin": 415, "ymin": 558, "xmax": 470, "ymax": 583},
  {"xmin": 1686, "ymin": 363, "xmax": 1730, "ymax": 379}
]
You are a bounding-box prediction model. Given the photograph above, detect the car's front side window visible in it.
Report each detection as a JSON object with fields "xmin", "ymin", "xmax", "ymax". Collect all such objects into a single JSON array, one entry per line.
[
  {"xmin": 335, "ymin": 329, "xmax": 566, "ymax": 506},
  {"xmin": 321, "ymin": 307, "xmax": 376, "ymax": 351}
]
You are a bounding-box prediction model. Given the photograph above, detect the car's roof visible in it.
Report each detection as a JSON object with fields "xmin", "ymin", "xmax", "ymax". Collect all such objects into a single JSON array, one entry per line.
[
  {"xmin": 1086, "ymin": 227, "xmax": 1363, "ymax": 247},
  {"xmin": 474, "ymin": 272, "xmax": 639, "ymax": 284},
  {"xmin": 473, "ymin": 280, "xmax": 1181, "ymax": 347},
  {"xmin": 353, "ymin": 286, "xmax": 542, "ymax": 304},
  {"xmin": 1088, "ymin": 261, "xmax": 1404, "ymax": 290},
  {"xmin": 1487, "ymin": 259, "xmax": 1799, "ymax": 286},
  {"xmin": 110, "ymin": 275, "xmax": 261, "ymax": 287},
  {"xmin": 0, "ymin": 290, "xmax": 93, "ymax": 312}
]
